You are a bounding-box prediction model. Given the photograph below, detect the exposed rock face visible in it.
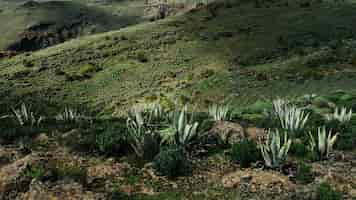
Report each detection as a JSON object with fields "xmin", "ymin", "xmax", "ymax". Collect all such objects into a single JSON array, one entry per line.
[
  {"xmin": 209, "ymin": 121, "xmax": 245, "ymax": 145},
  {"xmin": 0, "ymin": 51, "xmax": 17, "ymax": 59},
  {"xmin": 6, "ymin": 21, "xmax": 86, "ymax": 52}
]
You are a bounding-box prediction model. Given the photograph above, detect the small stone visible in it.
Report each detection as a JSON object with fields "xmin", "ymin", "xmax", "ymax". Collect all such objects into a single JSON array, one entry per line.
[
  {"xmin": 241, "ymin": 175, "xmax": 252, "ymax": 183},
  {"xmin": 34, "ymin": 133, "xmax": 49, "ymax": 144}
]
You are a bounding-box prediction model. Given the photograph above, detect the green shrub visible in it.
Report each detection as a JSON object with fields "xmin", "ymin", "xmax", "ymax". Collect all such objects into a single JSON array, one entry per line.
[
  {"xmin": 52, "ymin": 163, "xmax": 87, "ymax": 184},
  {"xmin": 136, "ymin": 51, "xmax": 148, "ymax": 63},
  {"xmin": 231, "ymin": 139, "xmax": 260, "ymax": 168},
  {"xmin": 23, "ymin": 59, "xmax": 34, "ymax": 67},
  {"xmin": 316, "ymin": 182, "xmax": 342, "ymax": 200},
  {"xmin": 295, "ymin": 162, "xmax": 314, "ymax": 184},
  {"xmin": 245, "ymin": 100, "xmax": 273, "ymax": 114},
  {"xmin": 95, "ymin": 124, "xmax": 127, "ymax": 155},
  {"xmin": 78, "ymin": 63, "xmax": 102, "ymax": 76},
  {"xmin": 335, "ymin": 133, "xmax": 355, "ymax": 151},
  {"xmin": 290, "ymin": 140, "xmax": 309, "ymax": 158},
  {"xmin": 153, "ymin": 146, "xmax": 190, "ymax": 177},
  {"xmin": 22, "ymin": 164, "xmax": 46, "ymax": 180}
]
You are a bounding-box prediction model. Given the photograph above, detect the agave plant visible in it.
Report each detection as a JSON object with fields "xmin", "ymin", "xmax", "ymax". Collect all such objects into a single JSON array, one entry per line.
[
  {"xmin": 208, "ymin": 103, "xmax": 231, "ymax": 121},
  {"xmin": 11, "ymin": 103, "xmax": 43, "ymax": 127},
  {"xmin": 126, "ymin": 117, "xmax": 149, "ymax": 158},
  {"xmin": 273, "ymin": 98, "xmax": 289, "ymax": 116},
  {"xmin": 160, "ymin": 106, "xmax": 200, "ymax": 147},
  {"xmin": 308, "ymin": 127, "xmax": 338, "ymax": 160},
  {"xmin": 260, "ymin": 129, "xmax": 292, "ymax": 168},
  {"xmin": 272, "ymin": 99, "xmax": 309, "ymax": 137},
  {"xmin": 56, "ymin": 107, "xmax": 83, "ymax": 123},
  {"xmin": 324, "ymin": 107, "xmax": 352, "ymax": 124},
  {"xmin": 128, "ymin": 101, "xmax": 167, "ymax": 128}
]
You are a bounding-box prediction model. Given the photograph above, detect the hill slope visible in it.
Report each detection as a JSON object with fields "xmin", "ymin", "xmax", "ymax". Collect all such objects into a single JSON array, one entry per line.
[
  {"xmin": 0, "ymin": 0, "xmax": 187, "ymax": 52},
  {"xmin": 2, "ymin": 0, "xmax": 356, "ymax": 115}
]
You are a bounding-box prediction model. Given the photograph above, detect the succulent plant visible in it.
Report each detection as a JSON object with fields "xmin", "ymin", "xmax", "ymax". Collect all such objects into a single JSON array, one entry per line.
[
  {"xmin": 208, "ymin": 103, "xmax": 231, "ymax": 121},
  {"xmin": 324, "ymin": 107, "xmax": 352, "ymax": 124},
  {"xmin": 56, "ymin": 107, "xmax": 83, "ymax": 123},
  {"xmin": 126, "ymin": 117, "xmax": 149, "ymax": 158},
  {"xmin": 273, "ymin": 99, "xmax": 309, "ymax": 137},
  {"xmin": 308, "ymin": 127, "xmax": 338, "ymax": 160},
  {"xmin": 128, "ymin": 101, "xmax": 168, "ymax": 128},
  {"xmin": 260, "ymin": 129, "xmax": 292, "ymax": 168},
  {"xmin": 160, "ymin": 106, "xmax": 200, "ymax": 147},
  {"xmin": 11, "ymin": 103, "xmax": 43, "ymax": 127}
]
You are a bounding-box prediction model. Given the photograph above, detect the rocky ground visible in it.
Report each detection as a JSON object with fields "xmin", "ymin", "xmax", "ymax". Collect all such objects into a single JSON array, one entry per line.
[{"xmin": 1, "ymin": 122, "xmax": 355, "ymax": 200}]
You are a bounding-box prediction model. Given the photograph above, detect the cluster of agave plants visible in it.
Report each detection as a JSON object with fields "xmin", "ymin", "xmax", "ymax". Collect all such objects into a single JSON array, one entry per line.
[
  {"xmin": 2, "ymin": 95, "xmax": 353, "ymax": 170},
  {"xmin": 7, "ymin": 103, "xmax": 85, "ymax": 127},
  {"xmin": 259, "ymin": 98, "xmax": 352, "ymax": 168},
  {"xmin": 126, "ymin": 102, "xmax": 202, "ymax": 158}
]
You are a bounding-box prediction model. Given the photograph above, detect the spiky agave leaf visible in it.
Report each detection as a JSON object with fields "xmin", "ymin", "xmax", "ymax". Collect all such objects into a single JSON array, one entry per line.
[
  {"xmin": 309, "ymin": 127, "xmax": 338, "ymax": 160},
  {"xmin": 272, "ymin": 99, "xmax": 309, "ymax": 137},
  {"xmin": 325, "ymin": 107, "xmax": 352, "ymax": 124},
  {"xmin": 126, "ymin": 117, "xmax": 147, "ymax": 157},
  {"xmin": 261, "ymin": 145, "xmax": 272, "ymax": 168},
  {"xmin": 56, "ymin": 107, "xmax": 83, "ymax": 122},
  {"xmin": 208, "ymin": 103, "xmax": 230, "ymax": 121},
  {"xmin": 308, "ymin": 131, "xmax": 316, "ymax": 153},
  {"xmin": 160, "ymin": 106, "xmax": 200, "ymax": 147},
  {"xmin": 326, "ymin": 129, "xmax": 338, "ymax": 157},
  {"xmin": 181, "ymin": 122, "xmax": 199, "ymax": 145},
  {"xmin": 11, "ymin": 103, "xmax": 42, "ymax": 127}
]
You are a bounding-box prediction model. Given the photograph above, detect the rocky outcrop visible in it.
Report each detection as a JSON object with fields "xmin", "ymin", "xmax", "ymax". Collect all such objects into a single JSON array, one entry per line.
[
  {"xmin": 6, "ymin": 21, "xmax": 86, "ymax": 52},
  {"xmin": 208, "ymin": 121, "xmax": 267, "ymax": 145},
  {"xmin": 209, "ymin": 121, "xmax": 246, "ymax": 145}
]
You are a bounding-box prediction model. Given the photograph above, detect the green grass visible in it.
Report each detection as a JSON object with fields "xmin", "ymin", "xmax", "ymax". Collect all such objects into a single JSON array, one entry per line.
[{"xmin": 2, "ymin": 0, "xmax": 356, "ymax": 115}]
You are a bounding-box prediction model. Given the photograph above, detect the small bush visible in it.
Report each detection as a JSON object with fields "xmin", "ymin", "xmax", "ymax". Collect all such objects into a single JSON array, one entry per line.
[
  {"xmin": 52, "ymin": 163, "xmax": 87, "ymax": 184},
  {"xmin": 295, "ymin": 162, "xmax": 314, "ymax": 184},
  {"xmin": 290, "ymin": 140, "xmax": 309, "ymax": 158},
  {"xmin": 136, "ymin": 51, "xmax": 148, "ymax": 63},
  {"xmin": 95, "ymin": 124, "xmax": 127, "ymax": 155},
  {"xmin": 22, "ymin": 164, "xmax": 46, "ymax": 180},
  {"xmin": 231, "ymin": 139, "xmax": 260, "ymax": 168},
  {"xmin": 153, "ymin": 146, "xmax": 190, "ymax": 177},
  {"xmin": 23, "ymin": 59, "xmax": 35, "ymax": 67},
  {"xmin": 316, "ymin": 182, "xmax": 342, "ymax": 200},
  {"xmin": 78, "ymin": 63, "xmax": 102, "ymax": 76},
  {"xmin": 335, "ymin": 133, "xmax": 355, "ymax": 151}
]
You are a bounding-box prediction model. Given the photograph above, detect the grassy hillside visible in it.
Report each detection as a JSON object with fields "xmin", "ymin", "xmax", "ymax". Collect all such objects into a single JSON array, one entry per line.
[{"xmin": 2, "ymin": 0, "xmax": 356, "ymax": 115}]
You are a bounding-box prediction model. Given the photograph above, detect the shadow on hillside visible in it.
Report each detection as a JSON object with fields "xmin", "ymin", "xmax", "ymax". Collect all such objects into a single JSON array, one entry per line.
[{"xmin": 2, "ymin": 0, "xmax": 143, "ymax": 52}]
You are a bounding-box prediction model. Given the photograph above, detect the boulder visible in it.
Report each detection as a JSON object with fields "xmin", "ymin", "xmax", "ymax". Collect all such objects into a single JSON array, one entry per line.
[
  {"xmin": 33, "ymin": 133, "xmax": 49, "ymax": 145},
  {"xmin": 245, "ymin": 127, "xmax": 266, "ymax": 141},
  {"xmin": 209, "ymin": 121, "xmax": 245, "ymax": 145}
]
